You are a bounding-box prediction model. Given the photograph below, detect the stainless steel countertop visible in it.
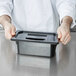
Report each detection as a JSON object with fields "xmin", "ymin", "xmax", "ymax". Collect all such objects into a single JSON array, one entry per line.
[{"xmin": 0, "ymin": 30, "xmax": 76, "ymax": 76}]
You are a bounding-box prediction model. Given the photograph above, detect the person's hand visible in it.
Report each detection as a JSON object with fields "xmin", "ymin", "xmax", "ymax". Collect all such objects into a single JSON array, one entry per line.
[
  {"xmin": 57, "ymin": 22, "xmax": 71, "ymax": 45},
  {"xmin": 4, "ymin": 22, "xmax": 16, "ymax": 40}
]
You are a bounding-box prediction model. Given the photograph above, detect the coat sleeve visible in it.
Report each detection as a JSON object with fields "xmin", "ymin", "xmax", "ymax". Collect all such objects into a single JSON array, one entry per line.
[
  {"xmin": 0, "ymin": 0, "xmax": 13, "ymax": 17},
  {"xmin": 56, "ymin": 0, "xmax": 75, "ymax": 26}
]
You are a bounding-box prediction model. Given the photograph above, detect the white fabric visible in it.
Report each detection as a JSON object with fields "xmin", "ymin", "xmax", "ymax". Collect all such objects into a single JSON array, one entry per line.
[{"xmin": 0, "ymin": 0, "xmax": 75, "ymax": 32}]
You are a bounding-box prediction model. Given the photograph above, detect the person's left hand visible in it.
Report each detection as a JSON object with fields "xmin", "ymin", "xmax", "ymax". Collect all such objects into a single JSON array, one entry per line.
[{"xmin": 57, "ymin": 22, "xmax": 71, "ymax": 45}]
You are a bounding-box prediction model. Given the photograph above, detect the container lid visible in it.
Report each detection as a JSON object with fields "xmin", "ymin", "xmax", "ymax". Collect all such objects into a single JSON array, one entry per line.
[{"xmin": 11, "ymin": 30, "xmax": 59, "ymax": 45}]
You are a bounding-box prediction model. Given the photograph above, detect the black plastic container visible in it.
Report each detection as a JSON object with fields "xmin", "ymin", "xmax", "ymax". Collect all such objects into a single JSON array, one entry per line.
[{"xmin": 11, "ymin": 31, "xmax": 59, "ymax": 58}]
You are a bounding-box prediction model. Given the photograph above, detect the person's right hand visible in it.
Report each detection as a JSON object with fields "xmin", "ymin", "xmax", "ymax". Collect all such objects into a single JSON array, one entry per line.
[{"xmin": 4, "ymin": 22, "xmax": 16, "ymax": 40}]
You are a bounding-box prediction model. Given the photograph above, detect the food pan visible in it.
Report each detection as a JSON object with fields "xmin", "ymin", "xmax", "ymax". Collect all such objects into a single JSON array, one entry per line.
[{"xmin": 11, "ymin": 31, "xmax": 59, "ymax": 57}]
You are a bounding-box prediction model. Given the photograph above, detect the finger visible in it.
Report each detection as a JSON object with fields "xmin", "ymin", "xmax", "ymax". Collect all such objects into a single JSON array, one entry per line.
[
  {"xmin": 60, "ymin": 32, "xmax": 66, "ymax": 42},
  {"xmin": 11, "ymin": 27, "xmax": 16, "ymax": 36},
  {"xmin": 63, "ymin": 34, "xmax": 69, "ymax": 42},
  {"xmin": 63, "ymin": 36, "xmax": 71, "ymax": 45},
  {"xmin": 62, "ymin": 35, "xmax": 71, "ymax": 45},
  {"xmin": 5, "ymin": 29, "xmax": 12, "ymax": 39},
  {"xmin": 64, "ymin": 39, "xmax": 70, "ymax": 45}
]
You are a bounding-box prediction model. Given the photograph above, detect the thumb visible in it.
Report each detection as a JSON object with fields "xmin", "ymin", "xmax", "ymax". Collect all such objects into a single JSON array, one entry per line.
[
  {"xmin": 57, "ymin": 30, "xmax": 62, "ymax": 39},
  {"xmin": 11, "ymin": 27, "xmax": 16, "ymax": 36}
]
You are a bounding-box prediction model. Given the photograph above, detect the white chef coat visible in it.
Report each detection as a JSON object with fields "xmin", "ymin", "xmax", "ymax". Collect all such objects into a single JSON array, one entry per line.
[{"xmin": 0, "ymin": 0, "xmax": 75, "ymax": 32}]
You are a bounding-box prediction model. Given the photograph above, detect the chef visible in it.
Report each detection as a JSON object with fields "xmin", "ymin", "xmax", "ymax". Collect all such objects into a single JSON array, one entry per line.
[{"xmin": 0, "ymin": 0, "xmax": 75, "ymax": 45}]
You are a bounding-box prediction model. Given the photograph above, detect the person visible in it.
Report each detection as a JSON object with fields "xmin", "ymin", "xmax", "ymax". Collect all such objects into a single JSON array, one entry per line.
[{"xmin": 0, "ymin": 0, "xmax": 75, "ymax": 45}]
